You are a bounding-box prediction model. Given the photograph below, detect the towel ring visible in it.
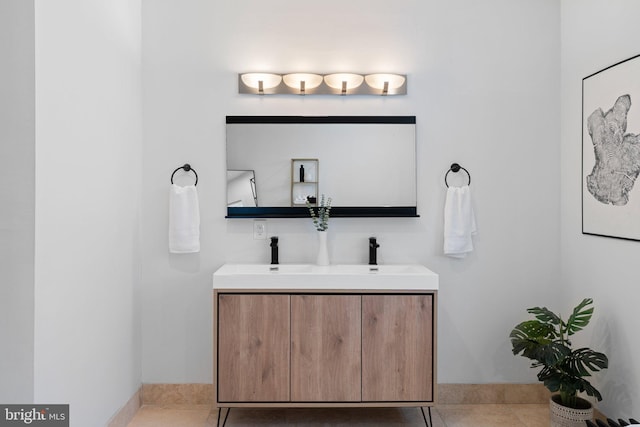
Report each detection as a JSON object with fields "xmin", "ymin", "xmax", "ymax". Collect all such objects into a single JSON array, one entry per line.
[
  {"xmin": 171, "ymin": 164, "xmax": 198, "ymax": 186},
  {"xmin": 444, "ymin": 163, "xmax": 471, "ymax": 188}
]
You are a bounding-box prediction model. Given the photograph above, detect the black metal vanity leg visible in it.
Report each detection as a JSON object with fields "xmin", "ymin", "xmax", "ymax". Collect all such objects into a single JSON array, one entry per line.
[
  {"xmin": 216, "ymin": 408, "xmax": 231, "ymax": 427},
  {"xmin": 221, "ymin": 408, "xmax": 231, "ymax": 427},
  {"xmin": 419, "ymin": 406, "xmax": 432, "ymax": 427}
]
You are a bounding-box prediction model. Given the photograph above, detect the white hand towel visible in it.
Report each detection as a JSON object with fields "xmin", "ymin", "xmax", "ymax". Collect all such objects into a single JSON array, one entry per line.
[
  {"xmin": 444, "ymin": 185, "xmax": 477, "ymax": 258},
  {"xmin": 169, "ymin": 184, "xmax": 200, "ymax": 253}
]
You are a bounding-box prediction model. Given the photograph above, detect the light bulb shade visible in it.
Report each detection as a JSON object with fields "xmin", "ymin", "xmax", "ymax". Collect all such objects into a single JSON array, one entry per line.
[
  {"xmin": 365, "ymin": 74, "xmax": 406, "ymax": 90},
  {"xmin": 283, "ymin": 73, "xmax": 323, "ymax": 92},
  {"xmin": 323, "ymin": 73, "xmax": 364, "ymax": 91},
  {"xmin": 240, "ymin": 73, "xmax": 282, "ymax": 90}
]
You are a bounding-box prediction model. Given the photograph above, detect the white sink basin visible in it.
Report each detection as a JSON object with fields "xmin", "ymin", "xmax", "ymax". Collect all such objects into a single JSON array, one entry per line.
[
  {"xmin": 217, "ymin": 264, "xmax": 315, "ymax": 274},
  {"xmin": 213, "ymin": 264, "xmax": 438, "ymax": 291},
  {"xmin": 330, "ymin": 264, "xmax": 429, "ymax": 275}
]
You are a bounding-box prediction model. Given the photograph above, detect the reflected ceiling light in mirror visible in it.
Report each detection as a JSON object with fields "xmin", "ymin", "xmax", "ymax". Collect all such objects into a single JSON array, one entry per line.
[
  {"xmin": 240, "ymin": 73, "xmax": 282, "ymax": 94},
  {"xmin": 324, "ymin": 73, "xmax": 364, "ymax": 95},
  {"xmin": 365, "ymin": 74, "xmax": 406, "ymax": 95},
  {"xmin": 283, "ymin": 73, "xmax": 323, "ymax": 94}
]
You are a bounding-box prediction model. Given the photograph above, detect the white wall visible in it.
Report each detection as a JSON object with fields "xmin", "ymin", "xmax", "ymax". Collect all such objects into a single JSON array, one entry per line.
[
  {"xmin": 141, "ymin": 0, "xmax": 560, "ymax": 384},
  {"xmin": 0, "ymin": 0, "xmax": 35, "ymax": 403},
  {"xmin": 33, "ymin": 1, "xmax": 142, "ymax": 425},
  {"xmin": 561, "ymin": 0, "xmax": 640, "ymax": 417}
]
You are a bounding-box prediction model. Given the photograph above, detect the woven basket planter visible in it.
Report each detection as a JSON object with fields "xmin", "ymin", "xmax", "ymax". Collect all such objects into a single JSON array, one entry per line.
[{"xmin": 550, "ymin": 394, "xmax": 593, "ymax": 427}]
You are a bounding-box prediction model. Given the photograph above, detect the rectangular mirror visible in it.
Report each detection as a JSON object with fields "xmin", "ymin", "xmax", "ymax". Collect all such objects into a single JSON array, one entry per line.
[{"xmin": 226, "ymin": 116, "xmax": 418, "ymax": 218}]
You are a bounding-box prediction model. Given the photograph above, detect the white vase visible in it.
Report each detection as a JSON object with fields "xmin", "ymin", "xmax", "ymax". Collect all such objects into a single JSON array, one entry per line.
[
  {"xmin": 316, "ymin": 231, "xmax": 329, "ymax": 266},
  {"xmin": 549, "ymin": 395, "xmax": 593, "ymax": 427}
]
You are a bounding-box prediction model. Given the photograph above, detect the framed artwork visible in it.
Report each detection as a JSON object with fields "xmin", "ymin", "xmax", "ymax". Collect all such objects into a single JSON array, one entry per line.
[{"xmin": 582, "ymin": 54, "xmax": 640, "ymax": 241}]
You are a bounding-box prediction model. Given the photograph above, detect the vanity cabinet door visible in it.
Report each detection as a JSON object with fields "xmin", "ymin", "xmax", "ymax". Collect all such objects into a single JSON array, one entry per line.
[
  {"xmin": 362, "ymin": 295, "xmax": 434, "ymax": 402},
  {"xmin": 291, "ymin": 295, "xmax": 361, "ymax": 402},
  {"xmin": 217, "ymin": 294, "xmax": 290, "ymax": 402}
]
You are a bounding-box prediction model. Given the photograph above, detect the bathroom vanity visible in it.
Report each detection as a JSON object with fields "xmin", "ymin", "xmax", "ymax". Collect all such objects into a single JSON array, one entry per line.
[{"xmin": 212, "ymin": 264, "xmax": 438, "ymax": 414}]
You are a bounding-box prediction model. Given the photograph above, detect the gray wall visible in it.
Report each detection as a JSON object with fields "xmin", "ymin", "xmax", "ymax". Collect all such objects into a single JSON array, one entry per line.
[
  {"xmin": 561, "ymin": 0, "xmax": 640, "ymax": 417},
  {"xmin": 0, "ymin": 0, "xmax": 35, "ymax": 403},
  {"xmin": 141, "ymin": 0, "xmax": 561, "ymax": 384},
  {"xmin": 33, "ymin": 1, "xmax": 142, "ymax": 425}
]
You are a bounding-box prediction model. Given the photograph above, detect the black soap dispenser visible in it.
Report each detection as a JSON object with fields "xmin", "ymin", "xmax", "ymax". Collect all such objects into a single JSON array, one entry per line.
[{"xmin": 299, "ymin": 164, "xmax": 305, "ymax": 182}]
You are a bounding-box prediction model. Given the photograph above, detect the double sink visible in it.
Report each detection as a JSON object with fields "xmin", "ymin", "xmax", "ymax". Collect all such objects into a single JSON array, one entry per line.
[{"xmin": 213, "ymin": 263, "xmax": 439, "ymax": 290}]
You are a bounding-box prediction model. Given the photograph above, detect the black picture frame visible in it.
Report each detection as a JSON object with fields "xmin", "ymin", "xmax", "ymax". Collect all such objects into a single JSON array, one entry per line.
[{"xmin": 582, "ymin": 53, "xmax": 640, "ymax": 241}]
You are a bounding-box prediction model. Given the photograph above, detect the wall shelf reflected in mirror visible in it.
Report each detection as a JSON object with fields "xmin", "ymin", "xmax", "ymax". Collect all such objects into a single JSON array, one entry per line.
[{"xmin": 225, "ymin": 116, "xmax": 418, "ymax": 218}]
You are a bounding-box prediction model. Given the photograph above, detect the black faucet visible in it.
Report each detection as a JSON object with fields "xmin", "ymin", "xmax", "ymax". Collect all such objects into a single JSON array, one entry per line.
[
  {"xmin": 369, "ymin": 237, "xmax": 380, "ymax": 265},
  {"xmin": 270, "ymin": 236, "xmax": 279, "ymax": 265}
]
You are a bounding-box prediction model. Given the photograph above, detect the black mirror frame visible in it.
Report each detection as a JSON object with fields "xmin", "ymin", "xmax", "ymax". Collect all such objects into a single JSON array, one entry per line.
[{"xmin": 225, "ymin": 115, "xmax": 419, "ymax": 219}]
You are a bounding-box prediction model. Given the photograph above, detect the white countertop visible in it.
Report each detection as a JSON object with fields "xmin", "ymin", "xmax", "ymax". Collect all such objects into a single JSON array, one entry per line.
[{"xmin": 213, "ymin": 263, "xmax": 439, "ymax": 291}]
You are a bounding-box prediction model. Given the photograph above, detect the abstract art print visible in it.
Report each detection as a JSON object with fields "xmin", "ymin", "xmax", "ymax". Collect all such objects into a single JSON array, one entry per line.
[{"xmin": 583, "ymin": 54, "xmax": 640, "ymax": 241}]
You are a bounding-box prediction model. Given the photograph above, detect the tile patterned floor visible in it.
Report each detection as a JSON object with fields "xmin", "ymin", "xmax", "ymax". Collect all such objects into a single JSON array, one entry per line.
[{"xmin": 127, "ymin": 404, "xmax": 550, "ymax": 427}]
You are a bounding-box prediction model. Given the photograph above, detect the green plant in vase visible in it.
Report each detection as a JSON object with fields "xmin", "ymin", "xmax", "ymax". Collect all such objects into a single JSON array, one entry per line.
[
  {"xmin": 509, "ymin": 297, "xmax": 608, "ymax": 421},
  {"xmin": 306, "ymin": 194, "xmax": 332, "ymax": 231}
]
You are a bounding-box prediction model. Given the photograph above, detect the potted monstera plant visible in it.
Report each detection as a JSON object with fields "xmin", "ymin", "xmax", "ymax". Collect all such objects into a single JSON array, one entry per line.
[{"xmin": 510, "ymin": 298, "xmax": 608, "ymax": 427}]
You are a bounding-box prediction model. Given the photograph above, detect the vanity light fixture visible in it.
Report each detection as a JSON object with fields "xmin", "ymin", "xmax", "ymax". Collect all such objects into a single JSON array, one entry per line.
[
  {"xmin": 365, "ymin": 74, "xmax": 407, "ymax": 95},
  {"xmin": 238, "ymin": 72, "xmax": 407, "ymax": 95},
  {"xmin": 323, "ymin": 73, "xmax": 364, "ymax": 95},
  {"xmin": 283, "ymin": 73, "xmax": 323, "ymax": 94},
  {"xmin": 240, "ymin": 73, "xmax": 282, "ymax": 94}
]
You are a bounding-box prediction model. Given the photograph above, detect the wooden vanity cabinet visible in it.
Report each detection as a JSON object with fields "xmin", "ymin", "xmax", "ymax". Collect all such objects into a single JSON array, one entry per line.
[
  {"xmin": 217, "ymin": 294, "xmax": 290, "ymax": 402},
  {"xmin": 291, "ymin": 295, "xmax": 361, "ymax": 402},
  {"xmin": 214, "ymin": 290, "xmax": 436, "ymax": 408},
  {"xmin": 362, "ymin": 295, "xmax": 434, "ymax": 402}
]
